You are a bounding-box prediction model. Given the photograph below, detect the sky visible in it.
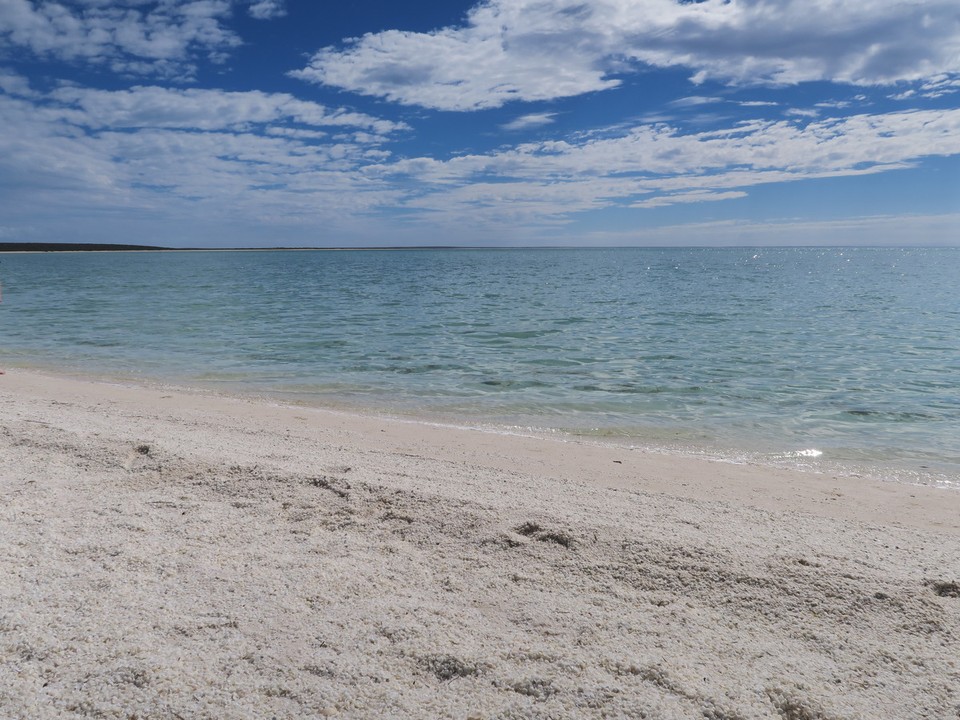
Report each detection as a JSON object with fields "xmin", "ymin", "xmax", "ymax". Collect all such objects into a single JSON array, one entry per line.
[{"xmin": 1, "ymin": 0, "xmax": 959, "ymax": 248}]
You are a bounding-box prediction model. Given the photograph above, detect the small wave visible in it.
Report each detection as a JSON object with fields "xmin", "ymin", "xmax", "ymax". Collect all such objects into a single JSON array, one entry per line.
[
  {"xmin": 843, "ymin": 409, "xmax": 938, "ymax": 421},
  {"xmin": 518, "ymin": 358, "xmax": 584, "ymax": 368},
  {"xmin": 573, "ymin": 383, "xmax": 702, "ymax": 395},
  {"xmin": 75, "ymin": 339, "xmax": 123, "ymax": 348},
  {"xmin": 480, "ymin": 379, "xmax": 552, "ymax": 389},
  {"xmin": 393, "ymin": 363, "xmax": 469, "ymax": 374},
  {"xmin": 469, "ymin": 330, "xmax": 558, "ymax": 342},
  {"xmin": 788, "ymin": 448, "xmax": 824, "ymax": 458}
]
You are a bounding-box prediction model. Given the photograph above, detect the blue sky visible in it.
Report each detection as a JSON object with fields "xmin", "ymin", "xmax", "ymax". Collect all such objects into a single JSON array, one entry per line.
[{"xmin": 1, "ymin": 0, "xmax": 958, "ymax": 247}]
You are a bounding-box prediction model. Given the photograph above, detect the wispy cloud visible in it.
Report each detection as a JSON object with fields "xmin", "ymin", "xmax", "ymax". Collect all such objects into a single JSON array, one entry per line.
[
  {"xmin": 501, "ymin": 112, "xmax": 557, "ymax": 131},
  {"xmin": 632, "ymin": 190, "xmax": 747, "ymax": 208},
  {"xmin": 344, "ymin": 108, "xmax": 960, "ymax": 240},
  {"xmin": 48, "ymin": 85, "xmax": 408, "ymax": 134},
  {"xmin": 0, "ymin": 68, "xmax": 35, "ymax": 97},
  {"xmin": 0, "ymin": 80, "xmax": 409, "ymax": 244},
  {"xmin": 669, "ymin": 96, "xmax": 723, "ymax": 108},
  {"xmin": 293, "ymin": 0, "xmax": 960, "ymax": 110},
  {"xmin": 248, "ymin": 0, "xmax": 286, "ymax": 20},
  {"xmin": 392, "ymin": 110, "xmax": 960, "ymax": 183},
  {"xmin": 916, "ymin": 75, "xmax": 960, "ymax": 99}
]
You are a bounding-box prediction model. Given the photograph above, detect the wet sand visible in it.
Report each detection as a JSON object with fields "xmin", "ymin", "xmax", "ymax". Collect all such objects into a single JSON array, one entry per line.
[{"xmin": 1, "ymin": 369, "xmax": 958, "ymax": 718}]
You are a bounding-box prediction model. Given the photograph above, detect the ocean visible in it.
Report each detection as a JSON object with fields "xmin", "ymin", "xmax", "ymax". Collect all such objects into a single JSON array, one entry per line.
[{"xmin": 1, "ymin": 246, "xmax": 958, "ymax": 486}]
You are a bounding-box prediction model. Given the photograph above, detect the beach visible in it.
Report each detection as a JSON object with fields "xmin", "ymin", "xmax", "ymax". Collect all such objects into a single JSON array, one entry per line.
[{"xmin": 1, "ymin": 368, "xmax": 959, "ymax": 719}]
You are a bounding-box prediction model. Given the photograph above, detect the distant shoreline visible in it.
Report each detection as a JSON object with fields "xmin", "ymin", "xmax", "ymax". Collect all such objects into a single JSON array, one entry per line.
[
  {"xmin": 0, "ymin": 243, "xmax": 463, "ymax": 253},
  {"xmin": 3, "ymin": 243, "xmax": 954, "ymax": 254},
  {"xmin": 0, "ymin": 242, "xmax": 168, "ymax": 252}
]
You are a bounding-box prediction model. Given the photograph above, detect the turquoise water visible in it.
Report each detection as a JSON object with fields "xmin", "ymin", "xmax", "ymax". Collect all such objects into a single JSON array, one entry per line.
[{"xmin": 1, "ymin": 247, "xmax": 958, "ymax": 484}]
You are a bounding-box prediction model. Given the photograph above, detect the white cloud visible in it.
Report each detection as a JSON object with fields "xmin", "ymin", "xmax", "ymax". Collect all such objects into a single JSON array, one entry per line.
[
  {"xmin": 290, "ymin": 1, "xmax": 621, "ymax": 110},
  {"xmin": 632, "ymin": 190, "xmax": 747, "ymax": 208},
  {"xmin": 501, "ymin": 112, "xmax": 556, "ymax": 131},
  {"xmin": 294, "ymin": 0, "xmax": 960, "ymax": 110},
  {"xmin": 669, "ymin": 95, "xmax": 723, "ymax": 108},
  {"xmin": 0, "ymin": 80, "xmax": 410, "ymax": 244},
  {"xmin": 2, "ymin": 72, "xmax": 959, "ymax": 245},
  {"xmin": 265, "ymin": 127, "xmax": 328, "ymax": 140},
  {"xmin": 248, "ymin": 0, "xmax": 285, "ymax": 20},
  {"xmin": 0, "ymin": 67, "xmax": 35, "ymax": 97},
  {"xmin": 48, "ymin": 85, "xmax": 407, "ymax": 134},
  {"xmin": 889, "ymin": 89, "xmax": 916, "ymax": 101},
  {"xmin": 0, "ymin": 90, "xmax": 408, "ymax": 246},
  {"xmin": 366, "ymin": 108, "xmax": 960, "ymax": 223},
  {"xmin": 0, "ymin": 0, "xmax": 241, "ymax": 77},
  {"xmin": 391, "ymin": 110, "xmax": 960, "ymax": 182},
  {"xmin": 917, "ymin": 75, "xmax": 960, "ymax": 98}
]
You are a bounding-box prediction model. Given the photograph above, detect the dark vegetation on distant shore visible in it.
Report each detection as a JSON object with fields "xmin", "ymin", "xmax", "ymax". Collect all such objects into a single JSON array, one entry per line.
[
  {"xmin": 0, "ymin": 243, "xmax": 167, "ymax": 252},
  {"xmin": 0, "ymin": 243, "xmax": 463, "ymax": 252}
]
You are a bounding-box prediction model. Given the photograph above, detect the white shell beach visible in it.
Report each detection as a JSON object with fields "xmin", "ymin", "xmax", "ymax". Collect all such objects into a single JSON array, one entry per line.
[{"xmin": 2, "ymin": 369, "xmax": 958, "ymax": 719}]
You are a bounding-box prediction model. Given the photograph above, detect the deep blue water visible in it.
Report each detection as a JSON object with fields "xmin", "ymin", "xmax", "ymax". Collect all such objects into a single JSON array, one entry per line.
[{"xmin": 1, "ymin": 247, "xmax": 958, "ymax": 485}]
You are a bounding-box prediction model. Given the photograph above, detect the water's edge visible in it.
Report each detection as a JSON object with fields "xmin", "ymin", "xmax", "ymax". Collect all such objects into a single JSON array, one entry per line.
[
  {"xmin": 3, "ymin": 247, "xmax": 958, "ymax": 488},
  {"xmin": 8, "ymin": 361, "xmax": 956, "ymax": 491}
]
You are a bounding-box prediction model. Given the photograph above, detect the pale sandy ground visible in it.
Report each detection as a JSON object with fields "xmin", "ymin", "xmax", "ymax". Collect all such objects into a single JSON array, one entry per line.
[{"xmin": 1, "ymin": 369, "xmax": 958, "ymax": 719}]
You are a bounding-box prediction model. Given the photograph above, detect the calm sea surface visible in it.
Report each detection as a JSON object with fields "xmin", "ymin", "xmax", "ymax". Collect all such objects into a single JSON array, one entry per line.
[{"xmin": 1, "ymin": 247, "xmax": 958, "ymax": 485}]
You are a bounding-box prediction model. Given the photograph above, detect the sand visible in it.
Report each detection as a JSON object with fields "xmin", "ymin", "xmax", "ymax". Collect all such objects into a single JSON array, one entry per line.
[{"xmin": 1, "ymin": 369, "xmax": 958, "ymax": 719}]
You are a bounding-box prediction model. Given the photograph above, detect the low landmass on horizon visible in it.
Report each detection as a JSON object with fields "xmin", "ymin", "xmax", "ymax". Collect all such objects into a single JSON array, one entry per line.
[
  {"xmin": 0, "ymin": 243, "xmax": 469, "ymax": 253},
  {"xmin": 0, "ymin": 243, "xmax": 167, "ymax": 252}
]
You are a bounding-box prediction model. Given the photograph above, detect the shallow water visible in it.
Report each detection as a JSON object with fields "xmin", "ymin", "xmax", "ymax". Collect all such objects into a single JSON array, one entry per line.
[{"xmin": 1, "ymin": 247, "xmax": 958, "ymax": 484}]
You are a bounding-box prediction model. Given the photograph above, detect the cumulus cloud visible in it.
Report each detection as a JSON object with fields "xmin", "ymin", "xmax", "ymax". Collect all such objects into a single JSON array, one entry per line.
[
  {"xmin": 293, "ymin": 0, "xmax": 960, "ymax": 110},
  {"xmin": 0, "ymin": 0, "xmax": 241, "ymax": 76},
  {"xmin": 290, "ymin": 0, "xmax": 620, "ymax": 110}
]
